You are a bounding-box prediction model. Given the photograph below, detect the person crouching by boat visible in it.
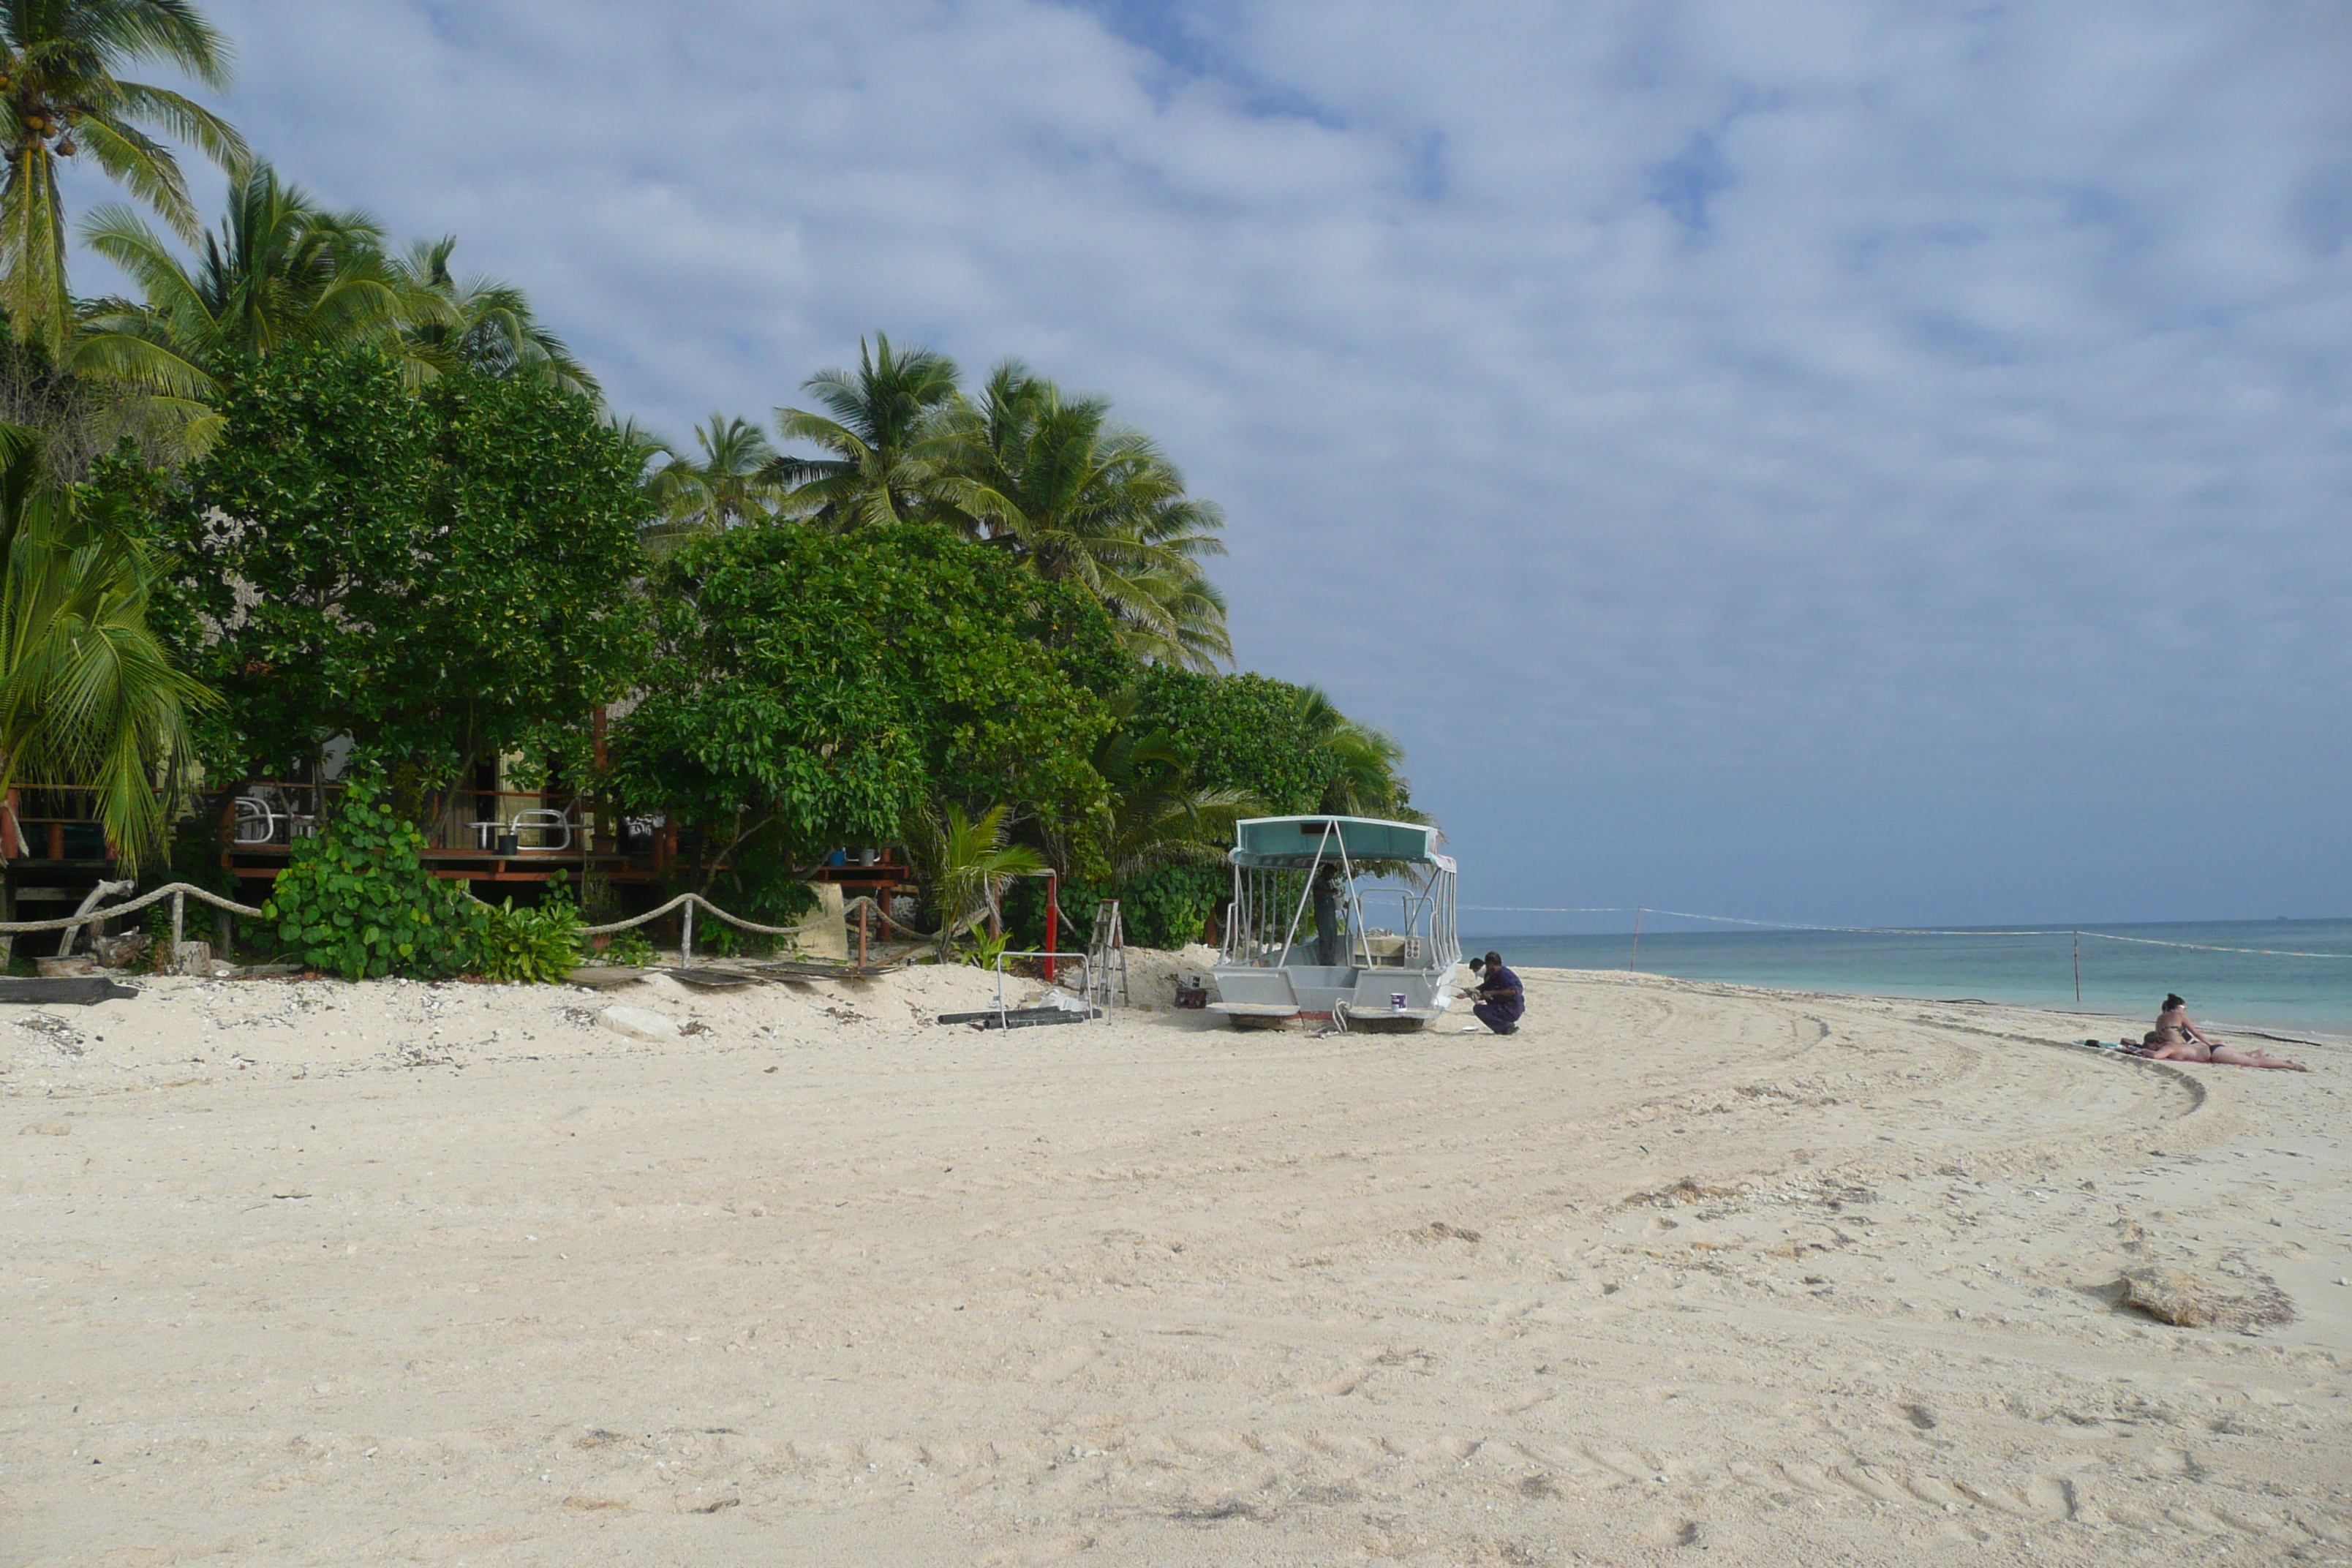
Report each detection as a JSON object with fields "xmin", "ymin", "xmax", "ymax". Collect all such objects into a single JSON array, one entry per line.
[{"xmin": 1464, "ymin": 951, "xmax": 1523, "ymax": 1035}]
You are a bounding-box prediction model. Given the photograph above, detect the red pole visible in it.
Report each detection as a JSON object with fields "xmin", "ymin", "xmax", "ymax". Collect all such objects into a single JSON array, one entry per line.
[{"xmin": 1044, "ymin": 871, "xmax": 1060, "ymax": 982}]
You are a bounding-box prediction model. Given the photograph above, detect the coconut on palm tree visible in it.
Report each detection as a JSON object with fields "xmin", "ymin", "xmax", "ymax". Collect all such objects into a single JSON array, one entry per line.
[
  {"xmin": 771, "ymin": 333, "xmax": 959, "ymax": 529},
  {"xmin": 0, "ymin": 0, "xmax": 247, "ymax": 353}
]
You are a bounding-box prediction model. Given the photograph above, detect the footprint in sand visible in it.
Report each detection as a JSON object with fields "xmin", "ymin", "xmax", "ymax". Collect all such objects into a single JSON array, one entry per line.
[
  {"xmin": 1030, "ymin": 1346, "xmax": 1099, "ymax": 1383},
  {"xmin": 1489, "ymin": 1387, "xmax": 1554, "ymax": 1415},
  {"xmin": 979, "ymin": 1535, "xmax": 1093, "ymax": 1565},
  {"xmin": 1318, "ymin": 1367, "xmax": 1372, "ymax": 1396}
]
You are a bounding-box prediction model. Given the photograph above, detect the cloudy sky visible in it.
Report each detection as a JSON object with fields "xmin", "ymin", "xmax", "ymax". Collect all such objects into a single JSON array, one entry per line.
[{"xmin": 80, "ymin": 1, "xmax": 2352, "ymax": 926}]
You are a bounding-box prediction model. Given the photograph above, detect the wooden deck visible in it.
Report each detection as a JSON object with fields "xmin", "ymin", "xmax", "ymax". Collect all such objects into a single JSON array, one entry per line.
[{"xmin": 3, "ymin": 783, "xmax": 917, "ymax": 911}]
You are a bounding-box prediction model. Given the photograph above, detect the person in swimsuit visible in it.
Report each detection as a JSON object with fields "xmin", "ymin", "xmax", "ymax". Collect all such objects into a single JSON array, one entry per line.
[{"xmin": 2137, "ymin": 993, "xmax": 2307, "ymax": 1070}]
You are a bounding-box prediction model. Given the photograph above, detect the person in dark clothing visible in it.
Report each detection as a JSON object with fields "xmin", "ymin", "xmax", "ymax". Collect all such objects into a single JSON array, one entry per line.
[{"xmin": 1468, "ymin": 950, "xmax": 1523, "ymax": 1034}]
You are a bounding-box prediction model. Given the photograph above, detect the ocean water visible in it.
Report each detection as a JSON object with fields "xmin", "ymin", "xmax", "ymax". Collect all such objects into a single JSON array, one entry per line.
[{"xmin": 1460, "ymin": 919, "xmax": 2352, "ymax": 1039}]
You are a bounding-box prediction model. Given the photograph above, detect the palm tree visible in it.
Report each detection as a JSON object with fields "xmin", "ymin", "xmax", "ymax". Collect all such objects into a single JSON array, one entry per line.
[
  {"xmin": 1115, "ymin": 564, "xmax": 1234, "ymax": 671},
  {"xmin": 1294, "ymin": 684, "xmax": 1418, "ymax": 820},
  {"xmin": 771, "ymin": 333, "xmax": 959, "ymax": 529},
  {"xmin": 0, "ymin": 421, "xmax": 211, "ymax": 870},
  {"xmin": 929, "ymin": 361, "xmax": 1231, "ymax": 668},
  {"xmin": 640, "ymin": 412, "xmax": 786, "ymax": 554},
  {"xmin": 908, "ymin": 800, "xmax": 1043, "ymax": 963},
  {"xmin": 72, "ymin": 162, "xmax": 398, "ymax": 454},
  {"xmin": 388, "ymin": 236, "xmax": 597, "ymax": 396},
  {"xmin": 1087, "ymin": 693, "xmax": 1254, "ymax": 878},
  {"xmin": 0, "ymin": 0, "xmax": 247, "ymax": 353}
]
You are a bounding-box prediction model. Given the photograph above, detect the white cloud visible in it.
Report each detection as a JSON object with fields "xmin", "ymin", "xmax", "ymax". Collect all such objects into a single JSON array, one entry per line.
[{"xmin": 67, "ymin": 0, "xmax": 2352, "ymax": 920}]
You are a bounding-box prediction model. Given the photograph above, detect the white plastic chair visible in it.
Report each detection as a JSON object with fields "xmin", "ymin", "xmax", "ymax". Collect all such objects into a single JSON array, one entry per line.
[
  {"xmin": 508, "ymin": 807, "xmax": 576, "ymax": 851},
  {"xmin": 231, "ymin": 796, "xmax": 279, "ymax": 844}
]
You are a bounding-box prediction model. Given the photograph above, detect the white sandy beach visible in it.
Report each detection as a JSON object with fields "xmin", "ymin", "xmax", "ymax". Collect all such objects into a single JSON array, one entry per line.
[{"xmin": 4, "ymin": 960, "xmax": 2347, "ymax": 1566}]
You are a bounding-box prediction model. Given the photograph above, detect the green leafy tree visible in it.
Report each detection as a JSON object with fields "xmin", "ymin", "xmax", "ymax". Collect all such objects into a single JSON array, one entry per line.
[
  {"xmin": 260, "ymin": 770, "xmax": 483, "ymax": 979},
  {"xmin": 0, "ymin": 0, "xmax": 247, "ymax": 353},
  {"xmin": 144, "ymin": 346, "xmax": 651, "ymax": 794},
  {"xmin": 1128, "ymin": 668, "xmax": 1332, "ymax": 815},
  {"xmin": 772, "ymin": 333, "xmax": 959, "ymax": 529},
  {"xmin": 606, "ymin": 520, "xmax": 1126, "ymax": 889},
  {"xmin": 0, "ymin": 421, "xmax": 210, "ymax": 869}
]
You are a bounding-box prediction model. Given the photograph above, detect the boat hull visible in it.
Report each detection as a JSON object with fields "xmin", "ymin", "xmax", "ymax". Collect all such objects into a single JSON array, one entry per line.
[{"xmin": 1210, "ymin": 961, "xmax": 1460, "ymax": 1027}]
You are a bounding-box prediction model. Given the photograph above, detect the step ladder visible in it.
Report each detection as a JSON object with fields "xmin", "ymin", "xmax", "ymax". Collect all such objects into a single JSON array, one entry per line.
[{"xmin": 1085, "ymin": 898, "xmax": 1130, "ymax": 1017}]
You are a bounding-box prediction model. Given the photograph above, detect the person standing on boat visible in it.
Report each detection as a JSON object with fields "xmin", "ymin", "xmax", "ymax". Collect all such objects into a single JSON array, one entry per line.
[{"xmin": 1469, "ymin": 951, "xmax": 1523, "ymax": 1035}]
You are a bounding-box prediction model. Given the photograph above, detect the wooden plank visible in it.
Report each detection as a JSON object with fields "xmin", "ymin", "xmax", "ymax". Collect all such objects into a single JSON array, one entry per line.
[{"xmin": 0, "ymin": 976, "xmax": 140, "ymax": 1006}]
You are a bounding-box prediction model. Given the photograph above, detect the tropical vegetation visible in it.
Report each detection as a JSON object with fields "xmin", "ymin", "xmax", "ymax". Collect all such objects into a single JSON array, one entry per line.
[
  {"xmin": 0, "ymin": 0, "xmax": 1424, "ymax": 972},
  {"xmin": 1, "ymin": 0, "xmax": 247, "ymax": 353},
  {"xmin": 0, "ymin": 419, "xmax": 206, "ymax": 869}
]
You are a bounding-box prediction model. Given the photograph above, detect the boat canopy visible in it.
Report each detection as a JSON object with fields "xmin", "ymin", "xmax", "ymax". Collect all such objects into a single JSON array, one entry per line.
[{"xmin": 1228, "ymin": 815, "xmax": 1451, "ymax": 870}]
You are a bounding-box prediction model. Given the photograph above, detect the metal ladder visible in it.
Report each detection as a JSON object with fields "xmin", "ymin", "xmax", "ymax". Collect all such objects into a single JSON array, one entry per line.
[{"xmin": 1085, "ymin": 898, "xmax": 1130, "ymax": 1017}]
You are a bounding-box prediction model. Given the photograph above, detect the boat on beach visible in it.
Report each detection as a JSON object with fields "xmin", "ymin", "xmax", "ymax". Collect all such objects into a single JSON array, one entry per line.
[{"xmin": 1210, "ymin": 815, "xmax": 1460, "ymax": 1028}]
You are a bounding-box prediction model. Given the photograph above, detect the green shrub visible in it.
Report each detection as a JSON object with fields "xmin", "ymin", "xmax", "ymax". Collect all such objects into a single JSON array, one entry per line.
[
  {"xmin": 262, "ymin": 773, "xmax": 486, "ymax": 979},
  {"xmin": 596, "ymin": 928, "xmax": 658, "ymax": 967},
  {"xmin": 476, "ymin": 893, "xmax": 584, "ymax": 984}
]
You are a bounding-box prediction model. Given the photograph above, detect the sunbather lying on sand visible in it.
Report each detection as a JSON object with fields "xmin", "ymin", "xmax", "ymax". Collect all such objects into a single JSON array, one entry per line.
[{"xmin": 2136, "ymin": 993, "xmax": 2307, "ymax": 1070}]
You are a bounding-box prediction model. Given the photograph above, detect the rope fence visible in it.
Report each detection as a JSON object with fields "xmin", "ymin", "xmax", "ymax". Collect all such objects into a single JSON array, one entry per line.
[
  {"xmin": 0, "ymin": 881, "xmax": 266, "ymax": 933},
  {"xmin": 0, "ymin": 880, "xmax": 943, "ymax": 972}
]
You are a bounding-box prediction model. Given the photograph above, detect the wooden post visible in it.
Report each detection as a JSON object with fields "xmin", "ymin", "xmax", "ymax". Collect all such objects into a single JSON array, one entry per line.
[
  {"xmin": 858, "ymin": 901, "xmax": 869, "ymax": 970},
  {"xmin": 1044, "ymin": 872, "xmax": 1059, "ymax": 983},
  {"xmin": 2073, "ymin": 930, "xmax": 2081, "ymax": 1005},
  {"xmin": 171, "ymin": 892, "xmax": 185, "ymax": 965},
  {"xmin": 681, "ymin": 898, "xmax": 694, "ymax": 967},
  {"xmin": 1629, "ymin": 905, "xmax": 1643, "ymax": 972}
]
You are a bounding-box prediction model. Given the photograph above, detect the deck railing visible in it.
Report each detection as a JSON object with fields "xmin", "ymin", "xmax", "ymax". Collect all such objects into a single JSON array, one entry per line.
[{"xmin": 2, "ymin": 787, "xmax": 109, "ymax": 861}]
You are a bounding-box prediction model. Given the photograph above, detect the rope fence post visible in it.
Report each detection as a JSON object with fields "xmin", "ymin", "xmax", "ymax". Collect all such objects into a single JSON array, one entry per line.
[
  {"xmin": 1629, "ymin": 905, "xmax": 1643, "ymax": 972},
  {"xmin": 171, "ymin": 891, "xmax": 185, "ymax": 968},
  {"xmin": 682, "ymin": 897, "xmax": 695, "ymax": 966},
  {"xmin": 2073, "ymin": 930, "xmax": 2081, "ymax": 1004}
]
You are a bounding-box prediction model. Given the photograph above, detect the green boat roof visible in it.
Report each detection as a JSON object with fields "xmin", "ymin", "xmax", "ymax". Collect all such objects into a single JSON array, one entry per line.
[{"xmin": 1229, "ymin": 815, "xmax": 1449, "ymax": 869}]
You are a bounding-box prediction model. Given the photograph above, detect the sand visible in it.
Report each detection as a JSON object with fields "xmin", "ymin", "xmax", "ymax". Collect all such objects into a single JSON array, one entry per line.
[{"xmin": 4, "ymin": 960, "xmax": 2348, "ymax": 1566}]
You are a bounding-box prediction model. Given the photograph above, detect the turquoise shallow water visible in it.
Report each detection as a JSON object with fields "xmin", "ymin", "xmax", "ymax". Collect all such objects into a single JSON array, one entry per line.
[{"xmin": 1460, "ymin": 919, "xmax": 2352, "ymax": 1039}]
